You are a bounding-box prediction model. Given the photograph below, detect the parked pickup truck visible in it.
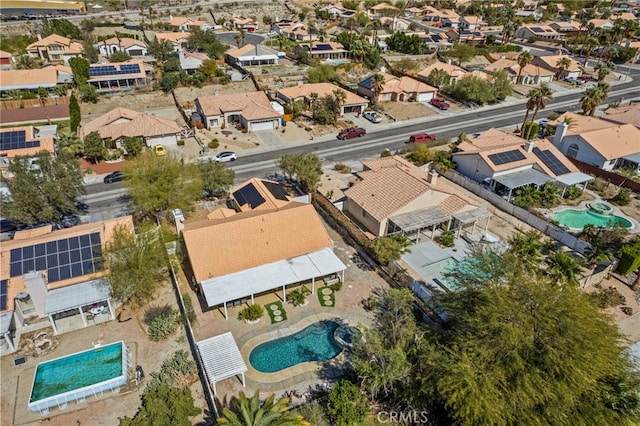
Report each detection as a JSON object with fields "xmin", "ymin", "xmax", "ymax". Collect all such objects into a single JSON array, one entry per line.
[
  {"xmin": 337, "ymin": 127, "xmax": 366, "ymax": 140},
  {"xmin": 430, "ymin": 97, "xmax": 450, "ymax": 110}
]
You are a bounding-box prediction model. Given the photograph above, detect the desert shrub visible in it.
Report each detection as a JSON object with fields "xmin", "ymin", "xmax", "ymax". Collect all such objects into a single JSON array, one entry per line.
[
  {"xmin": 238, "ymin": 304, "xmax": 264, "ymax": 321},
  {"xmin": 437, "ymin": 230, "xmax": 455, "ymax": 247},
  {"xmin": 208, "ymin": 139, "xmax": 219, "ymax": 149},
  {"xmin": 588, "ymin": 177, "xmax": 608, "ymax": 193},
  {"xmin": 364, "ymin": 295, "xmax": 378, "ymax": 311},
  {"xmin": 182, "ymin": 294, "xmax": 197, "ymax": 324},
  {"xmin": 334, "ymin": 163, "xmax": 352, "ymax": 174},
  {"xmin": 563, "ymin": 185, "xmax": 583, "ymax": 200},
  {"xmin": 611, "ymin": 187, "xmax": 632, "ymax": 206},
  {"xmin": 177, "ymin": 139, "xmax": 185, "ymax": 146},
  {"xmin": 147, "ymin": 350, "xmax": 198, "ymax": 390},
  {"xmin": 148, "ymin": 309, "xmax": 179, "ymax": 341},
  {"xmin": 329, "ymin": 280, "xmax": 343, "ymax": 292},
  {"xmin": 286, "ymin": 287, "xmax": 311, "ymax": 306},
  {"xmin": 589, "ymin": 286, "xmax": 626, "ymax": 308},
  {"xmin": 143, "ymin": 304, "xmax": 174, "ymax": 325}
]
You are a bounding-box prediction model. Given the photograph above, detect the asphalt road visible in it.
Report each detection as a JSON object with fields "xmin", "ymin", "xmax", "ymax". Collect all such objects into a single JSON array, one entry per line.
[
  {"xmin": 81, "ymin": 73, "xmax": 640, "ymax": 215},
  {"xmin": 216, "ymin": 32, "xmax": 265, "ymax": 48}
]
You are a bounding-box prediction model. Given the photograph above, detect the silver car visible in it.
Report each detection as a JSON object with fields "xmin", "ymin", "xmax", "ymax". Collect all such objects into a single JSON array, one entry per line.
[
  {"xmin": 363, "ymin": 111, "xmax": 382, "ymax": 123},
  {"xmin": 213, "ymin": 151, "xmax": 237, "ymax": 162}
]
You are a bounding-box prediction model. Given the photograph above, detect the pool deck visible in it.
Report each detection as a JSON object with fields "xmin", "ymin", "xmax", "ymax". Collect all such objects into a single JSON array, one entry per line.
[{"xmin": 547, "ymin": 199, "xmax": 640, "ymax": 233}]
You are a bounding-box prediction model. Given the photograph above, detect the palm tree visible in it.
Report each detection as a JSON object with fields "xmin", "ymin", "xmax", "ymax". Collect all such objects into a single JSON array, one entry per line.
[
  {"xmin": 516, "ymin": 51, "xmax": 532, "ymax": 84},
  {"xmin": 581, "ymin": 35, "xmax": 597, "ymax": 66},
  {"xmin": 372, "ymin": 73, "xmax": 385, "ymax": 104},
  {"xmin": 56, "ymin": 132, "xmax": 84, "ymax": 158},
  {"xmin": 594, "ymin": 61, "xmax": 615, "ymax": 81},
  {"xmin": 547, "ymin": 251, "xmax": 584, "ymax": 286},
  {"xmin": 581, "ymin": 81, "xmax": 610, "ymax": 116},
  {"xmin": 509, "ymin": 230, "xmax": 544, "ymax": 270},
  {"xmin": 526, "ymin": 82, "xmax": 553, "ymax": 139},
  {"xmin": 555, "ymin": 57, "xmax": 572, "ymax": 80},
  {"xmin": 217, "ymin": 391, "xmax": 309, "ymax": 426},
  {"xmin": 333, "ymin": 89, "xmax": 347, "ymax": 116},
  {"xmin": 521, "ymin": 88, "xmax": 539, "ymax": 136},
  {"xmin": 540, "ymin": 182, "xmax": 562, "ymax": 207},
  {"xmin": 15, "ymin": 54, "xmax": 41, "ymax": 70}
]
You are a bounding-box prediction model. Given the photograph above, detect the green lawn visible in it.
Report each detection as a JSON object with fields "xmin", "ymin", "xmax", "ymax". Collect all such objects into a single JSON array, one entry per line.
[
  {"xmin": 264, "ymin": 301, "xmax": 287, "ymax": 324},
  {"xmin": 318, "ymin": 286, "xmax": 335, "ymax": 307}
]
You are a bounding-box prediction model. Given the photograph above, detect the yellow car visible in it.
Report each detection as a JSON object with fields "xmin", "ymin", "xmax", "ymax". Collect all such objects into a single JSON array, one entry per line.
[{"xmin": 153, "ymin": 145, "xmax": 167, "ymax": 157}]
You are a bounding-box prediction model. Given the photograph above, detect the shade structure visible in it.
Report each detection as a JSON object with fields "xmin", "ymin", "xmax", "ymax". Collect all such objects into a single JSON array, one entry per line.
[
  {"xmin": 389, "ymin": 206, "xmax": 451, "ymax": 234},
  {"xmin": 200, "ymin": 247, "xmax": 346, "ymax": 308},
  {"xmin": 197, "ymin": 332, "xmax": 247, "ymax": 395},
  {"xmin": 453, "ymin": 207, "xmax": 491, "ymax": 225},
  {"xmin": 492, "ymin": 168, "xmax": 553, "ymax": 189},
  {"xmin": 554, "ymin": 172, "xmax": 593, "ymax": 186},
  {"xmin": 44, "ymin": 278, "xmax": 111, "ymax": 315}
]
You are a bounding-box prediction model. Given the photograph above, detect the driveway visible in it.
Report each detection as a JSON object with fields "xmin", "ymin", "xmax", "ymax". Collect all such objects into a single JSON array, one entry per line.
[{"xmin": 216, "ymin": 32, "xmax": 265, "ymax": 48}]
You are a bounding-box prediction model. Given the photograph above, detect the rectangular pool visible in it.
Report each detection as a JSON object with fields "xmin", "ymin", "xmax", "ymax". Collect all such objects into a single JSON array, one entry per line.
[
  {"xmin": 28, "ymin": 341, "xmax": 128, "ymax": 412},
  {"xmin": 422, "ymin": 257, "xmax": 460, "ymax": 291}
]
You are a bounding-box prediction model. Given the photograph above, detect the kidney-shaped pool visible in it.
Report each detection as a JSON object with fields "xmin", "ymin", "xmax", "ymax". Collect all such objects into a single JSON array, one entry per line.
[{"xmin": 249, "ymin": 320, "xmax": 343, "ymax": 373}]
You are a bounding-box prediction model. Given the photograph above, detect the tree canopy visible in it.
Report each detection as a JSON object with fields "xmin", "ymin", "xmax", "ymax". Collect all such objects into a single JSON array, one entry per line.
[
  {"xmin": 189, "ymin": 28, "xmax": 227, "ymax": 59},
  {"xmin": 41, "ymin": 18, "xmax": 83, "ymax": 39},
  {"xmin": 83, "ymin": 131, "xmax": 106, "ymax": 163},
  {"xmin": 217, "ymin": 391, "xmax": 309, "ymax": 426},
  {"xmin": 123, "ymin": 153, "xmax": 202, "ymax": 218},
  {"xmin": 119, "ymin": 385, "xmax": 201, "ymax": 426},
  {"xmin": 0, "ymin": 152, "xmax": 84, "ymax": 227},
  {"xmin": 277, "ymin": 152, "xmax": 323, "ymax": 192},
  {"xmin": 198, "ymin": 160, "xmax": 235, "ymax": 197},
  {"xmin": 69, "ymin": 57, "xmax": 90, "ymax": 86}
]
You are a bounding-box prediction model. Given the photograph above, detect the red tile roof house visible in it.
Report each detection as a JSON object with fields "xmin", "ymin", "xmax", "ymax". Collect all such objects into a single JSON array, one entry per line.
[
  {"xmin": 96, "ymin": 37, "xmax": 148, "ymax": 57},
  {"xmin": 0, "ymin": 126, "xmax": 55, "ymax": 169},
  {"xmin": 452, "ymin": 128, "xmax": 592, "ymax": 201},
  {"xmin": 0, "ymin": 216, "xmax": 134, "ymax": 353},
  {"xmin": 0, "ymin": 66, "xmax": 72, "ymax": 95},
  {"xmin": 276, "ymin": 82, "xmax": 369, "ymax": 116},
  {"xmin": 0, "ymin": 50, "xmax": 14, "ymax": 70},
  {"xmin": 80, "ymin": 107, "xmax": 182, "ymax": 151},
  {"xmin": 196, "ymin": 92, "xmax": 282, "ymax": 132},
  {"xmin": 358, "ymin": 72, "xmax": 438, "ymax": 103},
  {"xmin": 182, "ymin": 178, "xmax": 346, "ymax": 318},
  {"xmin": 343, "ymin": 156, "xmax": 482, "ymax": 238},
  {"xmin": 26, "ymin": 34, "xmax": 84, "ymax": 65}
]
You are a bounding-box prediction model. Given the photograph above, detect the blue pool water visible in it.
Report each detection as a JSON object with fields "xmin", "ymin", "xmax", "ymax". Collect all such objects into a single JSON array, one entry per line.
[
  {"xmin": 30, "ymin": 341, "xmax": 126, "ymax": 407},
  {"xmin": 423, "ymin": 257, "xmax": 461, "ymax": 291},
  {"xmin": 249, "ymin": 321, "xmax": 342, "ymax": 373},
  {"xmin": 555, "ymin": 209, "xmax": 632, "ymax": 229}
]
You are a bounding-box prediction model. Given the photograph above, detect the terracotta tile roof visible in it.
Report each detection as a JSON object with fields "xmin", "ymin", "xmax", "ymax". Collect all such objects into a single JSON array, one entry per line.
[
  {"xmin": 207, "ymin": 207, "xmax": 237, "ymax": 220},
  {"xmin": 534, "ymin": 54, "xmax": 582, "ymax": 71},
  {"xmin": 299, "ymin": 42, "xmax": 346, "ymax": 53},
  {"xmin": 155, "ymin": 32, "xmax": 191, "ymax": 43},
  {"xmin": 277, "ymin": 82, "xmax": 368, "ymax": 106},
  {"xmin": 551, "ymin": 112, "xmax": 620, "ymax": 134},
  {"xmin": 183, "ymin": 203, "xmax": 333, "ymax": 281},
  {"xmin": 578, "ymin": 125, "xmax": 640, "ymax": 160},
  {"xmin": 184, "ymin": 51, "xmax": 209, "ymax": 61},
  {"xmin": 99, "ymin": 37, "xmax": 146, "ymax": 49},
  {"xmin": 345, "ymin": 156, "xmax": 472, "ymax": 222},
  {"xmin": 457, "ymin": 128, "xmax": 524, "ymax": 152},
  {"xmin": 469, "ymin": 70, "xmax": 490, "ymax": 80},
  {"xmin": 587, "ymin": 19, "xmax": 613, "ymax": 27},
  {"xmin": 0, "ymin": 126, "xmax": 55, "ymax": 158},
  {"xmin": 486, "ymin": 51, "xmax": 521, "ymax": 61},
  {"xmin": 371, "ymin": 2, "xmax": 399, "ymax": 11},
  {"xmin": 226, "ymin": 44, "xmax": 278, "ymax": 58},
  {"xmin": 0, "ymin": 216, "xmax": 134, "ymax": 313},
  {"xmin": 82, "ymin": 107, "xmax": 181, "ymax": 140},
  {"xmin": 197, "ymin": 91, "xmax": 280, "ymax": 121},
  {"xmin": 376, "ymin": 72, "xmax": 437, "ymax": 95},
  {"xmin": 0, "ymin": 50, "xmax": 13, "ymax": 59},
  {"xmin": 27, "ymin": 34, "xmax": 72, "ymax": 49},
  {"xmin": 418, "ymin": 61, "xmax": 468, "ymax": 79},
  {"xmin": 613, "ymin": 12, "xmax": 637, "ymax": 21},
  {"xmin": 0, "ymin": 67, "xmax": 60, "ymax": 88},
  {"xmin": 423, "ymin": 6, "xmax": 460, "ymax": 19},
  {"xmin": 605, "ymin": 102, "xmax": 640, "ymax": 128},
  {"xmin": 0, "ymin": 104, "xmax": 69, "ymax": 125},
  {"xmin": 438, "ymin": 194, "xmax": 470, "ymax": 215},
  {"xmin": 484, "ymin": 58, "xmax": 554, "ymax": 76},
  {"xmin": 231, "ymin": 178, "xmax": 291, "ymax": 212}
]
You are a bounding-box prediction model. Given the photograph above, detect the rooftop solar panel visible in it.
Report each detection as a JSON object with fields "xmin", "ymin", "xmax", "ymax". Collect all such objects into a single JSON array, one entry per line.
[
  {"xmin": 9, "ymin": 232, "xmax": 103, "ymax": 283},
  {"xmin": 531, "ymin": 27, "xmax": 544, "ymax": 33},
  {"xmin": 488, "ymin": 149, "xmax": 527, "ymax": 166},
  {"xmin": 233, "ymin": 183, "xmax": 266, "ymax": 209},
  {"xmin": 532, "ymin": 147, "xmax": 571, "ymax": 176},
  {"xmin": 263, "ymin": 181, "xmax": 289, "ymax": 201},
  {"xmin": 0, "ymin": 279, "xmax": 7, "ymax": 311},
  {"xmin": 0, "ymin": 131, "xmax": 41, "ymax": 151}
]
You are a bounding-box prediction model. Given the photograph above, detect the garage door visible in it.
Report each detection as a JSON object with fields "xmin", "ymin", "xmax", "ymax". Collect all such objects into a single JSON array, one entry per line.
[
  {"xmin": 418, "ymin": 93, "xmax": 434, "ymax": 102},
  {"xmin": 251, "ymin": 120, "xmax": 276, "ymax": 131}
]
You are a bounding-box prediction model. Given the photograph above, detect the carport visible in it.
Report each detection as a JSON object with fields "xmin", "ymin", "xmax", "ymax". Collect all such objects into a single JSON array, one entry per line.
[
  {"xmin": 200, "ymin": 248, "xmax": 346, "ymax": 319},
  {"xmin": 388, "ymin": 206, "xmax": 451, "ymax": 242},
  {"xmin": 492, "ymin": 169, "xmax": 553, "ymax": 201}
]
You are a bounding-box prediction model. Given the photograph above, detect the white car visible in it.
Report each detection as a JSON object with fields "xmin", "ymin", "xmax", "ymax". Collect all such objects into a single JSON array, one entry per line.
[
  {"xmin": 213, "ymin": 151, "xmax": 237, "ymax": 162},
  {"xmin": 363, "ymin": 111, "xmax": 382, "ymax": 123}
]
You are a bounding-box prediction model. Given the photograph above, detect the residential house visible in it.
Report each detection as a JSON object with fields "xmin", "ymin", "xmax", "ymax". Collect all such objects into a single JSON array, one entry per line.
[
  {"xmin": 276, "ymin": 82, "xmax": 368, "ymax": 115},
  {"xmin": 87, "ymin": 60, "xmax": 150, "ymax": 92},
  {"xmin": 549, "ymin": 21, "xmax": 582, "ymax": 34},
  {"xmin": 0, "ymin": 50, "xmax": 13, "ymax": 70},
  {"xmin": 343, "ymin": 156, "xmax": 480, "ymax": 237},
  {"xmin": 323, "ymin": 6, "xmax": 354, "ymax": 18},
  {"xmin": 155, "ymin": 32, "xmax": 191, "ymax": 52},
  {"xmin": 612, "ymin": 11, "xmax": 638, "ymax": 21},
  {"xmin": 295, "ymin": 42, "xmax": 348, "ymax": 62},
  {"xmin": 0, "ymin": 216, "xmax": 134, "ymax": 352},
  {"xmin": 225, "ymin": 44, "xmax": 279, "ymax": 67},
  {"xmin": 403, "ymin": 6, "xmax": 424, "ymax": 18},
  {"xmin": 587, "ymin": 19, "xmax": 614, "ymax": 30},
  {"xmin": 532, "ymin": 54, "xmax": 582, "ymax": 79},
  {"xmin": 417, "ymin": 61, "xmax": 469, "ymax": 85},
  {"xmin": 232, "ymin": 16, "xmax": 258, "ymax": 31},
  {"xmin": 168, "ymin": 15, "xmax": 214, "ymax": 32},
  {"xmin": 460, "ymin": 16, "xmax": 487, "ymax": 30},
  {"xmin": 515, "ymin": 8, "xmax": 543, "ymax": 20},
  {"xmin": 368, "ymin": 2, "xmax": 399, "ymax": 18},
  {"xmin": 182, "ymin": 178, "xmax": 345, "ymax": 317},
  {"xmin": 421, "ymin": 7, "xmax": 460, "ymax": 25},
  {"xmin": 178, "ymin": 51, "xmax": 210, "ymax": 74},
  {"xmin": 26, "ymin": 34, "xmax": 83, "ymax": 65},
  {"xmin": 96, "ymin": 37, "xmax": 148, "ymax": 57},
  {"xmin": 613, "ymin": 0, "xmax": 640, "ymax": 11},
  {"xmin": 516, "ymin": 24, "xmax": 563, "ymax": 40},
  {"xmin": 0, "ymin": 66, "xmax": 72, "ymax": 94},
  {"xmin": 452, "ymin": 128, "xmax": 592, "ymax": 200},
  {"xmin": 551, "ymin": 112, "xmax": 640, "ymax": 172},
  {"xmin": 484, "ymin": 58, "xmax": 554, "ymax": 84},
  {"xmin": 80, "ymin": 107, "xmax": 181, "ymax": 150},
  {"xmin": 0, "ymin": 126, "xmax": 55, "ymax": 169},
  {"xmin": 420, "ymin": 33, "xmax": 454, "ymax": 51},
  {"xmin": 196, "ymin": 92, "xmax": 281, "ymax": 131},
  {"xmin": 445, "ymin": 28, "xmax": 486, "ymax": 44},
  {"xmin": 358, "ymin": 72, "xmax": 438, "ymax": 103},
  {"xmin": 379, "ymin": 16, "xmax": 412, "ymax": 31},
  {"xmin": 604, "ymin": 101, "xmax": 640, "ymax": 128},
  {"xmin": 442, "ymin": 16, "xmax": 463, "ymax": 28},
  {"xmin": 282, "ymin": 24, "xmax": 316, "ymax": 42}
]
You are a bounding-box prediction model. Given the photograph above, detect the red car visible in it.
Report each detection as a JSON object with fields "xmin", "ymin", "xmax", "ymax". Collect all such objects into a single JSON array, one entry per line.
[
  {"xmin": 430, "ymin": 97, "xmax": 450, "ymax": 110},
  {"xmin": 409, "ymin": 133, "xmax": 437, "ymax": 143},
  {"xmin": 337, "ymin": 127, "xmax": 366, "ymax": 140}
]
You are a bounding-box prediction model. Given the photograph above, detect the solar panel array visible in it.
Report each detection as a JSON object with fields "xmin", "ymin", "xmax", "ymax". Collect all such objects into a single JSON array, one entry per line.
[
  {"xmin": 488, "ymin": 149, "xmax": 527, "ymax": 166},
  {"xmin": 0, "ymin": 130, "xmax": 40, "ymax": 151},
  {"xmin": 263, "ymin": 181, "xmax": 289, "ymax": 201},
  {"xmin": 314, "ymin": 44, "xmax": 333, "ymax": 51},
  {"xmin": 532, "ymin": 147, "xmax": 571, "ymax": 175},
  {"xmin": 233, "ymin": 183, "xmax": 266, "ymax": 208},
  {"xmin": 9, "ymin": 232, "xmax": 103, "ymax": 283},
  {"xmin": 531, "ymin": 27, "xmax": 544, "ymax": 33},
  {"xmin": 89, "ymin": 63, "xmax": 141, "ymax": 77},
  {"xmin": 0, "ymin": 280, "xmax": 7, "ymax": 311}
]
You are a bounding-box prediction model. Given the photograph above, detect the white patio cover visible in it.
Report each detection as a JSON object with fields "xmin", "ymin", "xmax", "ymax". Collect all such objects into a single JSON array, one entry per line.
[
  {"xmin": 44, "ymin": 278, "xmax": 111, "ymax": 315},
  {"xmin": 201, "ymin": 247, "xmax": 346, "ymax": 308},
  {"xmin": 555, "ymin": 172, "xmax": 593, "ymax": 186},
  {"xmin": 197, "ymin": 332, "xmax": 247, "ymax": 395}
]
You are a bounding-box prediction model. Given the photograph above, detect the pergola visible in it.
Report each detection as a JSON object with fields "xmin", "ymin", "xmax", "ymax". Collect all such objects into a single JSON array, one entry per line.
[
  {"xmin": 44, "ymin": 278, "xmax": 114, "ymax": 335},
  {"xmin": 197, "ymin": 332, "xmax": 247, "ymax": 395},
  {"xmin": 388, "ymin": 206, "xmax": 451, "ymax": 242},
  {"xmin": 555, "ymin": 172, "xmax": 593, "ymax": 196},
  {"xmin": 452, "ymin": 208, "xmax": 492, "ymax": 238},
  {"xmin": 492, "ymin": 169, "xmax": 553, "ymax": 201},
  {"xmin": 200, "ymin": 248, "xmax": 346, "ymax": 319}
]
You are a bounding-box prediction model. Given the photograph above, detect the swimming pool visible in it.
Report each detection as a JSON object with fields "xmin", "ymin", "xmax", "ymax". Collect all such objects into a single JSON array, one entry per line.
[
  {"xmin": 423, "ymin": 257, "xmax": 460, "ymax": 291},
  {"xmin": 555, "ymin": 209, "xmax": 632, "ymax": 230},
  {"xmin": 249, "ymin": 321, "xmax": 342, "ymax": 373},
  {"xmin": 29, "ymin": 341, "xmax": 128, "ymax": 412}
]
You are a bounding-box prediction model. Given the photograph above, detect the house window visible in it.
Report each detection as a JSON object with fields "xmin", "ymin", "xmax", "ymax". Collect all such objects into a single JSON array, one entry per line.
[{"xmin": 567, "ymin": 143, "xmax": 579, "ymax": 158}]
